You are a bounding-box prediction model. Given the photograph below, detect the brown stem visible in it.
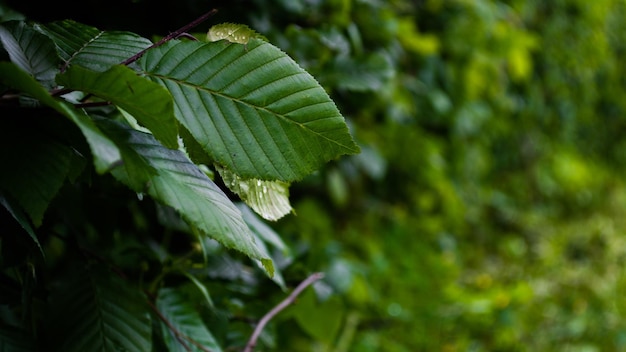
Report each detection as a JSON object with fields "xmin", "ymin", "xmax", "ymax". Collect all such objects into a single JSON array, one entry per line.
[
  {"xmin": 120, "ymin": 9, "xmax": 217, "ymax": 66},
  {"xmin": 51, "ymin": 9, "xmax": 217, "ymax": 99},
  {"xmin": 243, "ymin": 272, "xmax": 325, "ymax": 352}
]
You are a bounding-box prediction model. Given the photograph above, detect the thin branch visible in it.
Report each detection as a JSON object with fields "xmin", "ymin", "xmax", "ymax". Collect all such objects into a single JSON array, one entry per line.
[
  {"xmin": 120, "ymin": 8, "xmax": 217, "ymax": 66},
  {"xmin": 146, "ymin": 298, "xmax": 193, "ymax": 352},
  {"xmin": 50, "ymin": 9, "xmax": 217, "ymax": 99},
  {"xmin": 243, "ymin": 272, "xmax": 325, "ymax": 352}
]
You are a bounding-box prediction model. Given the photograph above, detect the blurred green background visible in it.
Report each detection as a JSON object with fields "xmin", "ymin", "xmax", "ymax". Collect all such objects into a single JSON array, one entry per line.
[{"xmin": 6, "ymin": 0, "xmax": 626, "ymax": 350}]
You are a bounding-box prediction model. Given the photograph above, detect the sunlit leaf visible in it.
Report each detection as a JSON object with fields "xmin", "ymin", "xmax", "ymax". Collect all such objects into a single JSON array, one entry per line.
[
  {"xmin": 140, "ymin": 40, "xmax": 360, "ymax": 182},
  {"xmin": 207, "ymin": 23, "xmax": 264, "ymax": 44},
  {"xmin": 217, "ymin": 165, "xmax": 292, "ymax": 221},
  {"xmin": 57, "ymin": 65, "xmax": 179, "ymax": 149},
  {"xmin": 157, "ymin": 288, "xmax": 223, "ymax": 352}
]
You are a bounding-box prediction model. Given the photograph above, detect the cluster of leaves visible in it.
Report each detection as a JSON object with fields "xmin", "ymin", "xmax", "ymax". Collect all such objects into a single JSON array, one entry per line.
[{"xmin": 0, "ymin": 9, "xmax": 359, "ymax": 352}]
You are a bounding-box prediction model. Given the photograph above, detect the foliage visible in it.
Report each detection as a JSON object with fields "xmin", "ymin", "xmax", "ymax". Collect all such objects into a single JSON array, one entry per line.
[
  {"xmin": 0, "ymin": 11, "xmax": 357, "ymax": 351},
  {"xmin": 3, "ymin": 0, "xmax": 626, "ymax": 351}
]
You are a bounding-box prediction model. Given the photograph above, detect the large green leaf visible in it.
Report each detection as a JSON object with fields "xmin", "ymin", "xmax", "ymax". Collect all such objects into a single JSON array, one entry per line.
[
  {"xmin": 96, "ymin": 119, "xmax": 272, "ymax": 271},
  {"xmin": 47, "ymin": 266, "xmax": 151, "ymax": 352},
  {"xmin": 156, "ymin": 288, "xmax": 223, "ymax": 352},
  {"xmin": 57, "ymin": 65, "xmax": 179, "ymax": 149},
  {"xmin": 34, "ymin": 20, "xmax": 152, "ymax": 72},
  {"xmin": 140, "ymin": 39, "xmax": 360, "ymax": 182},
  {"xmin": 0, "ymin": 62, "xmax": 121, "ymax": 173},
  {"xmin": 0, "ymin": 21, "xmax": 59, "ymax": 88}
]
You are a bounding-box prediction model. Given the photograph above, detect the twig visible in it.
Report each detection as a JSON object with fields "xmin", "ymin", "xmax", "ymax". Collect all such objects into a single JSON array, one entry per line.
[
  {"xmin": 51, "ymin": 9, "xmax": 217, "ymax": 99},
  {"xmin": 146, "ymin": 298, "xmax": 193, "ymax": 352},
  {"xmin": 120, "ymin": 8, "xmax": 217, "ymax": 66},
  {"xmin": 243, "ymin": 272, "xmax": 325, "ymax": 352}
]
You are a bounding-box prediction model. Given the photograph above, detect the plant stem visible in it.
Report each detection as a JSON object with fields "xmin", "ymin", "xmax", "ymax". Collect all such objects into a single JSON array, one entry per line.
[
  {"xmin": 120, "ymin": 8, "xmax": 217, "ymax": 66},
  {"xmin": 243, "ymin": 272, "xmax": 325, "ymax": 352}
]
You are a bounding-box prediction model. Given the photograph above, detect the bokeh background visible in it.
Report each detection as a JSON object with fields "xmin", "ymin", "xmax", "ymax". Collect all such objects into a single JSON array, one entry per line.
[{"xmin": 5, "ymin": 0, "xmax": 626, "ymax": 350}]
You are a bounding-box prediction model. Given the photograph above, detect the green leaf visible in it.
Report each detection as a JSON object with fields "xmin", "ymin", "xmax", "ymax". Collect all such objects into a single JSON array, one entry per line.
[
  {"xmin": 0, "ymin": 129, "xmax": 70, "ymax": 227},
  {"xmin": 140, "ymin": 40, "xmax": 360, "ymax": 182},
  {"xmin": 156, "ymin": 288, "xmax": 223, "ymax": 352},
  {"xmin": 0, "ymin": 62, "xmax": 121, "ymax": 173},
  {"xmin": 35, "ymin": 20, "xmax": 152, "ymax": 72},
  {"xmin": 328, "ymin": 52, "xmax": 394, "ymax": 92},
  {"xmin": 182, "ymin": 272, "xmax": 215, "ymax": 309},
  {"xmin": 291, "ymin": 289, "xmax": 344, "ymax": 344},
  {"xmin": 207, "ymin": 23, "xmax": 264, "ymax": 44},
  {"xmin": 96, "ymin": 119, "xmax": 272, "ymax": 270},
  {"xmin": 237, "ymin": 203, "xmax": 291, "ymax": 256},
  {"xmin": 57, "ymin": 65, "xmax": 179, "ymax": 149},
  {"xmin": 217, "ymin": 165, "xmax": 292, "ymax": 221},
  {"xmin": 0, "ymin": 21, "xmax": 59, "ymax": 88},
  {"xmin": 47, "ymin": 266, "xmax": 151, "ymax": 352},
  {"xmin": 0, "ymin": 194, "xmax": 42, "ymax": 255}
]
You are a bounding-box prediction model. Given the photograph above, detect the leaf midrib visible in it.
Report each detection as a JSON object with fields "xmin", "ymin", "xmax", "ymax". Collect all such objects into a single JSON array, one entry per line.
[{"xmin": 146, "ymin": 72, "xmax": 356, "ymax": 151}]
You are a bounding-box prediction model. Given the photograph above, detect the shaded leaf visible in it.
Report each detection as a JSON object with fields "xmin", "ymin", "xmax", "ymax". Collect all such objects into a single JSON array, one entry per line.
[
  {"xmin": 140, "ymin": 40, "xmax": 360, "ymax": 182},
  {"xmin": 328, "ymin": 52, "xmax": 394, "ymax": 92},
  {"xmin": 96, "ymin": 119, "xmax": 272, "ymax": 271},
  {"xmin": 0, "ymin": 21, "xmax": 59, "ymax": 88},
  {"xmin": 157, "ymin": 288, "xmax": 223, "ymax": 352},
  {"xmin": 182, "ymin": 272, "xmax": 215, "ymax": 310},
  {"xmin": 0, "ymin": 62, "xmax": 121, "ymax": 173},
  {"xmin": 0, "ymin": 194, "xmax": 42, "ymax": 255},
  {"xmin": 291, "ymin": 289, "xmax": 344, "ymax": 344},
  {"xmin": 0, "ymin": 129, "xmax": 70, "ymax": 227},
  {"xmin": 35, "ymin": 20, "xmax": 152, "ymax": 72},
  {"xmin": 47, "ymin": 266, "xmax": 151, "ymax": 352},
  {"xmin": 57, "ymin": 65, "xmax": 179, "ymax": 148},
  {"xmin": 0, "ymin": 326, "xmax": 35, "ymax": 352},
  {"xmin": 217, "ymin": 165, "xmax": 292, "ymax": 221}
]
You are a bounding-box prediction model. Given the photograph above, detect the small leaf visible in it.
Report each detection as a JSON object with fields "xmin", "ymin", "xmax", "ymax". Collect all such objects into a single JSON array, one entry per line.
[
  {"xmin": 291, "ymin": 289, "xmax": 344, "ymax": 344},
  {"xmin": 0, "ymin": 194, "xmax": 43, "ymax": 256},
  {"xmin": 35, "ymin": 20, "xmax": 152, "ymax": 72},
  {"xmin": 207, "ymin": 23, "xmax": 263, "ymax": 44},
  {"xmin": 217, "ymin": 165, "xmax": 292, "ymax": 221},
  {"xmin": 182, "ymin": 272, "xmax": 214, "ymax": 309},
  {"xmin": 0, "ymin": 62, "xmax": 121, "ymax": 173},
  {"xmin": 96, "ymin": 119, "xmax": 272, "ymax": 268},
  {"xmin": 140, "ymin": 40, "xmax": 360, "ymax": 182},
  {"xmin": 47, "ymin": 266, "xmax": 152, "ymax": 352},
  {"xmin": 157, "ymin": 288, "xmax": 223, "ymax": 352},
  {"xmin": 0, "ymin": 21, "xmax": 59, "ymax": 88},
  {"xmin": 57, "ymin": 65, "xmax": 179, "ymax": 149}
]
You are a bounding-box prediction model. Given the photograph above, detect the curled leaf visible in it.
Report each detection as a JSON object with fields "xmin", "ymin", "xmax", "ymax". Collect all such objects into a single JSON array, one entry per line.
[
  {"xmin": 206, "ymin": 23, "xmax": 263, "ymax": 44},
  {"xmin": 216, "ymin": 165, "xmax": 292, "ymax": 221}
]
